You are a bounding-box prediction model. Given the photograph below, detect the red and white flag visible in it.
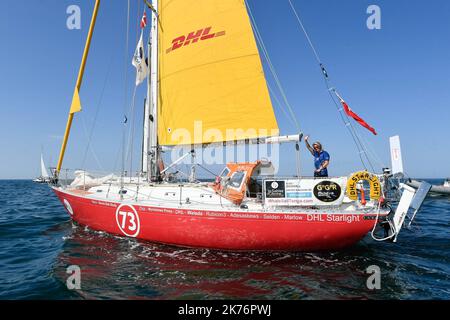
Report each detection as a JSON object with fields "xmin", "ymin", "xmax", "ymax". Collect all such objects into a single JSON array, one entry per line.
[
  {"xmin": 140, "ymin": 11, "xmax": 147, "ymax": 29},
  {"xmin": 335, "ymin": 91, "xmax": 377, "ymax": 135}
]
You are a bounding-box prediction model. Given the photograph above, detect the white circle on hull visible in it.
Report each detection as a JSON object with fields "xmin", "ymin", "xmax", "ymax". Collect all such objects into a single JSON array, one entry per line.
[
  {"xmin": 63, "ymin": 199, "xmax": 73, "ymax": 216},
  {"xmin": 115, "ymin": 204, "xmax": 141, "ymax": 238}
]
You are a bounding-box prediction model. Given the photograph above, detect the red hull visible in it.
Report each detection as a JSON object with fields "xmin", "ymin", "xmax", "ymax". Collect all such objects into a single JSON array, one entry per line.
[{"xmin": 53, "ymin": 188, "xmax": 382, "ymax": 251}]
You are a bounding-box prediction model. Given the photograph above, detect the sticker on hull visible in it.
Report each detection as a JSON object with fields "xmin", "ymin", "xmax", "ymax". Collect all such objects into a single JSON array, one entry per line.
[
  {"xmin": 115, "ymin": 204, "xmax": 141, "ymax": 237},
  {"xmin": 64, "ymin": 199, "xmax": 73, "ymax": 216}
]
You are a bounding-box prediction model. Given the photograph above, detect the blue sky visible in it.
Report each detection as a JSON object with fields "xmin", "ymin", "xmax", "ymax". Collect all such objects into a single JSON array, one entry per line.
[{"xmin": 1, "ymin": 0, "xmax": 449, "ymax": 179}]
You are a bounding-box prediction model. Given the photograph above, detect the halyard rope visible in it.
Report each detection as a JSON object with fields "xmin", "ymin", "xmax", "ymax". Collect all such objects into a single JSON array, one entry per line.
[
  {"xmin": 287, "ymin": 0, "xmax": 378, "ymax": 172},
  {"xmin": 246, "ymin": 1, "xmax": 302, "ymax": 133}
]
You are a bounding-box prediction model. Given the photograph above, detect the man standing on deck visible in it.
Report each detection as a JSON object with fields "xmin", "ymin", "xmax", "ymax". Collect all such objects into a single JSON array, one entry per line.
[{"xmin": 305, "ymin": 136, "xmax": 330, "ymax": 177}]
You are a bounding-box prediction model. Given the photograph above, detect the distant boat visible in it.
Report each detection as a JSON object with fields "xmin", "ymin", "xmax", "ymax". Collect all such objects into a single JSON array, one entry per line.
[
  {"xmin": 33, "ymin": 153, "xmax": 51, "ymax": 184},
  {"xmin": 407, "ymin": 178, "xmax": 450, "ymax": 196}
]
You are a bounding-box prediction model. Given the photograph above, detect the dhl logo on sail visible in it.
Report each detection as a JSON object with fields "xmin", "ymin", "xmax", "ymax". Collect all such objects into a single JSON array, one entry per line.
[{"xmin": 166, "ymin": 27, "xmax": 226, "ymax": 53}]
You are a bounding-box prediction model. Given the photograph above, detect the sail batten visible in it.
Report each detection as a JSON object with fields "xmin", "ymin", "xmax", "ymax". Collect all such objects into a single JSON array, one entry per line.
[{"xmin": 157, "ymin": 0, "xmax": 279, "ymax": 146}]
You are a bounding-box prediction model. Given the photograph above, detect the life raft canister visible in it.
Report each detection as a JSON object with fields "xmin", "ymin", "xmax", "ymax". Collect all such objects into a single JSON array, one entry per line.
[{"xmin": 346, "ymin": 171, "xmax": 381, "ymax": 201}]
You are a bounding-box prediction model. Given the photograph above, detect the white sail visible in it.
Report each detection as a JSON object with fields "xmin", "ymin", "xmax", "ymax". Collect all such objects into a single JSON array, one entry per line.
[
  {"xmin": 40, "ymin": 154, "xmax": 50, "ymax": 178},
  {"xmin": 389, "ymin": 135, "xmax": 404, "ymax": 175}
]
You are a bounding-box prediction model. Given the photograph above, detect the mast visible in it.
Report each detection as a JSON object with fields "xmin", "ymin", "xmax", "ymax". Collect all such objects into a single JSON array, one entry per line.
[
  {"xmin": 55, "ymin": 0, "xmax": 101, "ymax": 178},
  {"xmin": 141, "ymin": 24, "xmax": 151, "ymax": 175},
  {"xmin": 141, "ymin": 97, "xmax": 148, "ymax": 174},
  {"xmin": 147, "ymin": 0, "xmax": 160, "ymax": 182}
]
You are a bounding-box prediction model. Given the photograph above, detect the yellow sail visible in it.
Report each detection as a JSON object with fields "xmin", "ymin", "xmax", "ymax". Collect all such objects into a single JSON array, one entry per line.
[{"xmin": 158, "ymin": 0, "xmax": 279, "ymax": 146}]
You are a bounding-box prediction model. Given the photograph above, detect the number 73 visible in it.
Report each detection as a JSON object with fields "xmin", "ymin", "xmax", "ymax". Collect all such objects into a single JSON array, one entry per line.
[{"xmin": 118, "ymin": 211, "xmax": 137, "ymax": 231}]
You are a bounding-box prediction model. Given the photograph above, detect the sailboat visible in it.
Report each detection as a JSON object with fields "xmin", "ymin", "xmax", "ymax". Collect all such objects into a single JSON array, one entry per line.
[
  {"xmin": 51, "ymin": 0, "xmax": 431, "ymax": 251},
  {"xmin": 33, "ymin": 153, "xmax": 51, "ymax": 184}
]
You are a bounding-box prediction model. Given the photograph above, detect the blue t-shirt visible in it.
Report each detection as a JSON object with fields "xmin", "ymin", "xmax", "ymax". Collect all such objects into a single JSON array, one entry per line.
[{"xmin": 314, "ymin": 150, "xmax": 330, "ymax": 176}]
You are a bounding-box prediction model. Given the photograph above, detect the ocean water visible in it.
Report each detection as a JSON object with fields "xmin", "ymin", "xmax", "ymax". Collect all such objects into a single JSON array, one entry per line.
[{"xmin": 0, "ymin": 180, "xmax": 448, "ymax": 300}]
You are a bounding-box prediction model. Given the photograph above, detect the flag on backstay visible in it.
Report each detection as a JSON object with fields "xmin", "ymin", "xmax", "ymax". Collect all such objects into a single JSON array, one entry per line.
[{"xmin": 132, "ymin": 31, "xmax": 148, "ymax": 86}]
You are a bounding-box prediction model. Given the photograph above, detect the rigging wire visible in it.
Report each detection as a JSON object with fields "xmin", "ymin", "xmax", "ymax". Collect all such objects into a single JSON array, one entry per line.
[
  {"xmin": 354, "ymin": 123, "xmax": 388, "ymax": 170},
  {"xmin": 245, "ymin": 0, "xmax": 301, "ymax": 133},
  {"xmin": 195, "ymin": 163, "xmax": 220, "ymax": 179},
  {"xmin": 246, "ymin": 0, "xmax": 304, "ymax": 177},
  {"xmin": 80, "ymin": 115, "xmax": 105, "ymax": 172},
  {"xmin": 121, "ymin": 0, "xmax": 131, "ymax": 192},
  {"xmin": 113, "ymin": 139, "xmax": 122, "ymax": 174},
  {"xmin": 267, "ymin": 84, "xmax": 297, "ymax": 130},
  {"xmin": 287, "ymin": 0, "xmax": 379, "ymax": 172},
  {"xmin": 123, "ymin": 1, "xmax": 148, "ymax": 179},
  {"xmin": 136, "ymin": 0, "xmax": 141, "ymax": 43},
  {"xmin": 125, "ymin": 86, "xmax": 138, "ymax": 176},
  {"xmin": 80, "ymin": 51, "xmax": 115, "ymax": 172},
  {"xmin": 287, "ymin": 0, "xmax": 322, "ymax": 65},
  {"xmin": 125, "ymin": 0, "xmax": 143, "ymax": 179},
  {"xmin": 327, "ymin": 87, "xmax": 373, "ymax": 171}
]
